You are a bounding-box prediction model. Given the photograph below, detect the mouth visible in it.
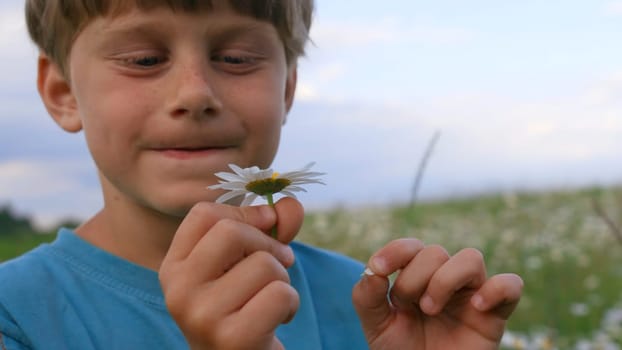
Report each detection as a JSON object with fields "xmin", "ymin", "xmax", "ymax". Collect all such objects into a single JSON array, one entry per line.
[{"xmin": 154, "ymin": 146, "xmax": 233, "ymax": 160}]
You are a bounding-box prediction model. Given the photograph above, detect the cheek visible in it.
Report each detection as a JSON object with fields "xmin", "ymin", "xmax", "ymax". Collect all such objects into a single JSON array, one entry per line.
[
  {"xmin": 240, "ymin": 107, "xmax": 284, "ymax": 168},
  {"xmin": 78, "ymin": 87, "xmax": 156, "ymax": 167},
  {"xmin": 78, "ymin": 77, "xmax": 156, "ymax": 131}
]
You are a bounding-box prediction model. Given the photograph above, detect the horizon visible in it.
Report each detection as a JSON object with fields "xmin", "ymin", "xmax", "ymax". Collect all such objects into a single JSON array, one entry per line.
[{"xmin": 1, "ymin": 0, "xmax": 621, "ymax": 227}]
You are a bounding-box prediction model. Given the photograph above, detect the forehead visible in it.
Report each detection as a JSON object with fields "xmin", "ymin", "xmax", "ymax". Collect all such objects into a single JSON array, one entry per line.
[{"xmin": 102, "ymin": 0, "xmax": 266, "ymax": 19}]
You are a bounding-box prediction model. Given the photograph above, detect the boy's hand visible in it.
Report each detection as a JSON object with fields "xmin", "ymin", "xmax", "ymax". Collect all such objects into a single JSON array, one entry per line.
[
  {"xmin": 352, "ymin": 239, "xmax": 523, "ymax": 349},
  {"xmin": 159, "ymin": 197, "xmax": 304, "ymax": 350}
]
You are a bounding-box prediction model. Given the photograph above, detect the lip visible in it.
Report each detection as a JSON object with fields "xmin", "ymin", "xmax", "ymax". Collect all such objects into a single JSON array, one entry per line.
[{"xmin": 155, "ymin": 147, "xmax": 232, "ymax": 160}]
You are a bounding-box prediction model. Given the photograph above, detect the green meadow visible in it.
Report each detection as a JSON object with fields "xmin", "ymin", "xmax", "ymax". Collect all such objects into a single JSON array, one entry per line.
[
  {"xmin": 297, "ymin": 186, "xmax": 622, "ymax": 349},
  {"xmin": 2, "ymin": 186, "xmax": 621, "ymax": 348}
]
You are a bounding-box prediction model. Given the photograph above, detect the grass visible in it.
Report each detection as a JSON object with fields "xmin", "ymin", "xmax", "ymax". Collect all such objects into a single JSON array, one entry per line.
[
  {"xmin": 0, "ymin": 233, "xmax": 56, "ymax": 262},
  {"xmin": 2, "ymin": 186, "xmax": 621, "ymax": 348},
  {"xmin": 297, "ymin": 186, "xmax": 622, "ymax": 348}
]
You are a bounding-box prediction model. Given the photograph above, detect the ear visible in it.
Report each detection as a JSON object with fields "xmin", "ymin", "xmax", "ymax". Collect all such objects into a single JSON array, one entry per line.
[
  {"xmin": 283, "ymin": 64, "xmax": 298, "ymax": 124},
  {"xmin": 37, "ymin": 54, "xmax": 82, "ymax": 133}
]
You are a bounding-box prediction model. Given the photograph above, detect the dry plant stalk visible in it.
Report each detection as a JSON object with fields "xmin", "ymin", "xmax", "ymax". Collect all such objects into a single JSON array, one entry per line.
[
  {"xmin": 592, "ymin": 195, "xmax": 622, "ymax": 246},
  {"xmin": 410, "ymin": 130, "xmax": 441, "ymax": 209}
]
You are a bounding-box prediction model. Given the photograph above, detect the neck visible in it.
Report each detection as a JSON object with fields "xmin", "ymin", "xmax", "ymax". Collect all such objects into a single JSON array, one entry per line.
[{"xmin": 75, "ymin": 195, "xmax": 183, "ymax": 272}]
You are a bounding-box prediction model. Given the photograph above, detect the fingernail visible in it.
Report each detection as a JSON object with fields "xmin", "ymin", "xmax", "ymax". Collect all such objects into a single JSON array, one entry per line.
[
  {"xmin": 280, "ymin": 245, "xmax": 295, "ymax": 265},
  {"xmin": 420, "ymin": 294, "xmax": 437, "ymax": 314},
  {"xmin": 471, "ymin": 293, "xmax": 485, "ymax": 310},
  {"xmin": 260, "ymin": 205, "xmax": 276, "ymax": 220},
  {"xmin": 369, "ymin": 257, "xmax": 387, "ymax": 275}
]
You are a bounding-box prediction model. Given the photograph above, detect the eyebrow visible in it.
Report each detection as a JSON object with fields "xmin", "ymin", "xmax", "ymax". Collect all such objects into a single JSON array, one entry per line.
[{"xmin": 99, "ymin": 15, "xmax": 272, "ymax": 41}]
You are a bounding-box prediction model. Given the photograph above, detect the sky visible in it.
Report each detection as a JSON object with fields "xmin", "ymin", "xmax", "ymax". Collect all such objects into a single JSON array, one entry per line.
[{"xmin": 1, "ymin": 0, "xmax": 621, "ymax": 227}]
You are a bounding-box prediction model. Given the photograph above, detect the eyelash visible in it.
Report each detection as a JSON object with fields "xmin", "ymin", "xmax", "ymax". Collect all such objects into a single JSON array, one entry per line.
[
  {"xmin": 212, "ymin": 55, "xmax": 257, "ymax": 65},
  {"xmin": 122, "ymin": 55, "xmax": 168, "ymax": 68},
  {"xmin": 123, "ymin": 55, "xmax": 253, "ymax": 65},
  {"xmin": 116, "ymin": 53, "xmax": 261, "ymax": 75}
]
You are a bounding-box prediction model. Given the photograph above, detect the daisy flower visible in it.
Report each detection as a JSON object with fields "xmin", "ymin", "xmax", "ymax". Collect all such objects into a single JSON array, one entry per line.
[{"xmin": 208, "ymin": 162, "xmax": 325, "ymax": 207}]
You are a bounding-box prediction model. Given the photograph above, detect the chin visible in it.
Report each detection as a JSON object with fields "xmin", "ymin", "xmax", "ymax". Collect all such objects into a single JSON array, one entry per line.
[{"xmin": 148, "ymin": 194, "xmax": 214, "ymax": 219}]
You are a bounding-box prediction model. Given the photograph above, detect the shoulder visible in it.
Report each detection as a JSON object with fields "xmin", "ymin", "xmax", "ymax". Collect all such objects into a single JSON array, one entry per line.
[
  {"xmin": 0, "ymin": 244, "xmax": 54, "ymax": 295},
  {"xmin": 0, "ymin": 245, "xmax": 55, "ymax": 347}
]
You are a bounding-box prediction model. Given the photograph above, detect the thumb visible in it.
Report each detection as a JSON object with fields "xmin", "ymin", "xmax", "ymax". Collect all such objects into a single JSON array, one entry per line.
[
  {"xmin": 272, "ymin": 197, "xmax": 304, "ymax": 244},
  {"xmin": 352, "ymin": 270, "xmax": 393, "ymax": 338}
]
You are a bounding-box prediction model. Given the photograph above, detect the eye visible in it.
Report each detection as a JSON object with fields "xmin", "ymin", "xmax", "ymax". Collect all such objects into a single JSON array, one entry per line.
[
  {"xmin": 126, "ymin": 55, "xmax": 168, "ymax": 67},
  {"xmin": 212, "ymin": 55, "xmax": 256, "ymax": 65},
  {"xmin": 211, "ymin": 51, "xmax": 263, "ymax": 74}
]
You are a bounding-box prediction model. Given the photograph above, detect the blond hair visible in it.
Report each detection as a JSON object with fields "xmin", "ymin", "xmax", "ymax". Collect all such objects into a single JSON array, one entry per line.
[{"xmin": 25, "ymin": 0, "xmax": 314, "ymax": 76}]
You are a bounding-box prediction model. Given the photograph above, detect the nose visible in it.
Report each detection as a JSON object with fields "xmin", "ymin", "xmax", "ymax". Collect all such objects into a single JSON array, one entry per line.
[{"xmin": 168, "ymin": 59, "xmax": 223, "ymax": 119}]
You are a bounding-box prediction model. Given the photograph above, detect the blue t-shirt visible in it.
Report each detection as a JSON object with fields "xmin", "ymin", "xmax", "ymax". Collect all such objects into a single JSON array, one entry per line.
[{"xmin": 0, "ymin": 228, "xmax": 368, "ymax": 349}]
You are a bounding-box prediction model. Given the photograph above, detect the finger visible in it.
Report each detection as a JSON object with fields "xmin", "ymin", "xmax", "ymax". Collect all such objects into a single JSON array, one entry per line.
[
  {"xmin": 367, "ymin": 238, "xmax": 425, "ymax": 276},
  {"xmin": 420, "ymin": 248, "xmax": 486, "ymax": 315},
  {"xmin": 184, "ymin": 219, "xmax": 294, "ymax": 282},
  {"xmin": 166, "ymin": 202, "xmax": 277, "ymax": 262},
  {"xmin": 352, "ymin": 272, "xmax": 392, "ymax": 340},
  {"xmin": 351, "ymin": 238, "xmax": 424, "ymax": 338},
  {"xmin": 389, "ymin": 244, "xmax": 450, "ymax": 310},
  {"xmin": 471, "ymin": 273, "xmax": 523, "ymax": 320},
  {"xmin": 272, "ymin": 197, "xmax": 304, "ymax": 244},
  {"xmin": 205, "ymin": 250, "xmax": 291, "ymax": 315},
  {"xmin": 236, "ymin": 280, "xmax": 300, "ymax": 339},
  {"xmin": 162, "ymin": 251, "xmax": 294, "ymax": 348}
]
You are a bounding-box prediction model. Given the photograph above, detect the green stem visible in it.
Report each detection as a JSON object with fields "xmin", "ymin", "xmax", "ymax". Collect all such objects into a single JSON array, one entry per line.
[{"xmin": 266, "ymin": 193, "xmax": 277, "ymax": 238}]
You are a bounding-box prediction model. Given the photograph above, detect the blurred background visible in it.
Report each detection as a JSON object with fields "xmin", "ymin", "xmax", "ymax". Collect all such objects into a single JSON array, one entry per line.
[{"xmin": 1, "ymin": 1, "xmax": 622, "ymax": 348}]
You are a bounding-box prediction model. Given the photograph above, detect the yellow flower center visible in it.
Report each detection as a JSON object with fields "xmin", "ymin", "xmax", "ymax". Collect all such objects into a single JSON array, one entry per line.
[{"xmin": 245, "ymin": 173, "xmax": 292, "ymax": 196}]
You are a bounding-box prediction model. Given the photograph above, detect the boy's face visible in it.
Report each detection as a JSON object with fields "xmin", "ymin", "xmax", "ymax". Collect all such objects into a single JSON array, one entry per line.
[{"xmin": 56, "ymin": 5, "xmax": 296, "ymax": 216}]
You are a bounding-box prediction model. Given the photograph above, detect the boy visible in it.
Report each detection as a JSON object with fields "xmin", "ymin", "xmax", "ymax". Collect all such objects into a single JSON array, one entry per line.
[{"xmin": 0, "ymin": 0, "xmax": 523, "ymax": 349}]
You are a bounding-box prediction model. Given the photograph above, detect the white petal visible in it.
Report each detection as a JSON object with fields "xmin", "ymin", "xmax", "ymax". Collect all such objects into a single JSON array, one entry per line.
[
  {"xmin": 215, "ymin": 190, "xmax": 247, "ymax": 203},
  {"xmin": 234, "ymin": 165, "xmax": 271, "ymax": 181},
  {"xmin": 213, "ymin": 182, "xmax": 247, "ymax": 191},
  {"xmin": 241, "ymin": 166, "xmax": 259, "ymax": 177},
  {"xmin": 280, "ymin": 162, "xmax": 317, "ymax": 176},
  {"xmin": 209, "ymin": 162, "xmax": 324, "ymax": 206},
  {"xmin": 214, "ymin": 172, "xmax": 246, "ymax": 182},
  {"xmin": 207, "ymin": 182, "xmax": 244, "ymax": 190},
  {"xmin": 241, "ymin": 193, "xmax": 259, "ymax": 206},
  {"xmin": 288, "ymin": 175, "xmax": 325, "ymax": 182},
  {"xmin": 208, "ymin": 182, "xmax": 231, "ymax": 190},
  {"xmin": 291, "ymin": 179, "xmax": 325, "ymax": 186},
  {"xmin": 300, "ymin": 162, "xmax": 316, "ymax": 171},
  {"xmin": 280, "ymin": 190, "xmax": 298, "ymax": 198},
  {"xmin": 228, "ymin": 163, "xmax": 243, "ymax": 173},
  {"xmin": 283, "ymin": 185, "xmax": 307, "ymax": 193},
  {"xmin": 255, "ymin": 169, "xmax": 274, "ymax": 180}
]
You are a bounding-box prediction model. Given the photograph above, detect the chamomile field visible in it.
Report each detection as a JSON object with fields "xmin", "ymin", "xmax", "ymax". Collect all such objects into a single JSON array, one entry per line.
[
  {"xmin": 2, "ymin": 186, "xmax": 621, "ymax": 349},
  {"xmin": 297, "ymin": 186, "xmax": 622, "ymax": 349}
]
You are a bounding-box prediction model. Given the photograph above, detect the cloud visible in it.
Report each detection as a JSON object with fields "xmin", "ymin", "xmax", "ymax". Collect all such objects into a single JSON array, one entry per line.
[
  {"xmin": 0, "ymin": 5, "xmax": 35, "ymax": 54},
  {"xmin": 604, "ymin": 1, "xmax": 622, "ymax": 15},
  {"xmin": 277, "ymin": 69, "xmax": 622, "ymax": 208},
  {"xmin": 0, "ymin": 159, "xmax": 101, "ymax": 228},
  {"xmin": 294, "ymin": 83, "xmax": 318, "ymax": 102},
  {"xmin": 310, "ymin": 18, "xmax": 475, "ymax": 49},
  {"xmin": 419, "ymin": 90, "xmax": 622, "ymax": 163},
  {"xmin": 0, "ymin": 160, "xmax": 72, "ymax": 198},
  {"xmin": 0, "ymin": 6, "xmax": 39, "ymax": 88},
  {"xmin": 295, "ymin": 63, "xmax": 348, "ymax": 102},
  {"xmin": 583, "ymin": 70, "xmax": 622, "ymax": 107},
  {"xmin": 0, "ymin": 7, "xmax": 25, "ymax": 46}
]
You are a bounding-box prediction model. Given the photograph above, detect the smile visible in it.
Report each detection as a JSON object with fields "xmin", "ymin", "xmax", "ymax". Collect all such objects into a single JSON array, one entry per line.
[{"xmin": 156, "ymin": 147, "xmax": 231, "ymax": 160}]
